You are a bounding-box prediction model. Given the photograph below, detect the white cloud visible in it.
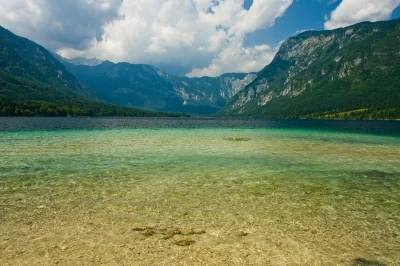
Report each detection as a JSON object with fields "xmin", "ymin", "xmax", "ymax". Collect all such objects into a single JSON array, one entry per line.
[
  {"xmin": 294, "ymin": 29, "xmax": 315, "ymax": 35},
  {"xmin": 187, "ymin": 42, "xmax": 278, "ymax": 77},
  {"xmin": 325, "ymin": 0, "xmax": 400, "ymax": 30},
  {"xmin": 0, "ymin": 0, "xmax": 122, "ymax": 50},
  {"xmin": 0, "ymin": 0, "xmax": 293, "ymax": 77}
]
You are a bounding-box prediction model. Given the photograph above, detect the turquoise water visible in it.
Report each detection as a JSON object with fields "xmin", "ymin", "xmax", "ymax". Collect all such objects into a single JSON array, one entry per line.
[{"xmin": 0, "ymin": 123, "xmax": 399, "ymax": 265}]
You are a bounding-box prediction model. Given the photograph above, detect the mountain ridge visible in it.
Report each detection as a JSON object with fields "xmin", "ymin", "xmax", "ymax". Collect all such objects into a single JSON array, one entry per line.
[
  {"xmin": 0, "ymin": 25, "xmax": 187, "ymax": 117},
  {"xmin": 222, "ymin": 18, "xmax": 400, "ymax": 119},
  {"xmin": 50, "ymin": 52, "xmax": 103, "ymax": 67},
  {"xmin": 2, "ymin": 17, "xmax": 399, "ymax": 119},
  {"xmin": 60, "ymin": 59, "xmax": 256, "ymax": 114}
]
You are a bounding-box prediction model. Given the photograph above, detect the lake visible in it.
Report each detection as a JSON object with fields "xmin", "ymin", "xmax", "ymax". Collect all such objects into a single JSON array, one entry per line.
[{"xmin": 0, "ymin": 117, "xmax": 399, "ymax": 265}]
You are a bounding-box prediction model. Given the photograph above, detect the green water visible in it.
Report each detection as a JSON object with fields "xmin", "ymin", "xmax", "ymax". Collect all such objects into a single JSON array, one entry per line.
[{"xmin": 1, "ymin": 127, "xmax": 399, "ymax": 265}]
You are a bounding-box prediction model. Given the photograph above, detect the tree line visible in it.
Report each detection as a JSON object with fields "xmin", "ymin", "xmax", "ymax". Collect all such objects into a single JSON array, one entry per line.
[{"xmin": 0, "ymin": 100, "xmax": 189, "ymax": 117}]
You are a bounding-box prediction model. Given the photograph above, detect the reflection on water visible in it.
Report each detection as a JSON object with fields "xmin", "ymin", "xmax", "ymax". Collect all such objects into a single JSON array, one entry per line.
[{"xmin": 0, "ymin": 119, "xmax": 399, "ymax": 265}]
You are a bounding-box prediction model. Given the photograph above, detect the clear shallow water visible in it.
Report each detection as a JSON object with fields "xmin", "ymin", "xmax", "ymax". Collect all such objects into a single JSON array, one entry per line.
[
  {"xmin": 0, "ymin": 118, "xmax": 399, "ymax": 265},
  {"xmin": 1, "ymin": 117, "xmax": 400, "ymax": 136}
]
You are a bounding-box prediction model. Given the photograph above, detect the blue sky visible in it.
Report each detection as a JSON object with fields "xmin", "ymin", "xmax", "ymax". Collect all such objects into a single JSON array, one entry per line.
[
  {"xmin": 393, "ymin": 5, "xmax": 400, "ymax": 18},
  {"xmin": 245, "ymin": 0, "xmax": 400, "ymax": 48},
  {"xmin": 244, "ymin": 0, "xmax": 341, "ymax": 47},
  {"xmin": 0, "ymin": 0, "xmax": 399, "ymax": 77}
]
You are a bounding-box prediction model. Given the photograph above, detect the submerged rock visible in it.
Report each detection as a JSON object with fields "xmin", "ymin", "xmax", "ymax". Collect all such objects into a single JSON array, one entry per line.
[
  {"xmin": 160, "ymin": 227, "xmax": 181, "ymax": 240},
  {"xmin": 132, "ymin": 226, "xmax": 153, "ymax": 232},
  {"xmin": 133, "ymin": 226, "xmax": 206, "ymax": 240},
  {"xmin": 233, "ymin": 231, "xmax": 248, "ymax": 237},
  {"xmin": 181, "ymin": 229, "xmax": 195, "ymax": 235},
  {"xmin": 162, "ymin": 228, "xmax": 181, "ymax": 235},
  {"xmin": 174, "ymin": 237, "xmax": 195, "ymax": 246},
  {"xmin": 141, "ymin": 229, "xmax": 156, "ymax": 237},
  {"xmin": 223, "ymin": 137, "xmax": 250, "ymax": 142}
]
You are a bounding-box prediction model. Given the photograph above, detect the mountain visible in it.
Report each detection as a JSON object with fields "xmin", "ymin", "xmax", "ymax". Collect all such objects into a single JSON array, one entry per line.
[
  {"xmin": 51, "ymin": 52, "xmax": 103, "ymax": 66},
  {"xmin": 167, "ymin": 72, "xmax": 257, "ymax": 113},
  {"xmin": 0, "ymin": 25, "xmax": 186, "ymax": 117},
  {"xmin": 64, "ymin": 57, "xmax": 103, "ymax": 66},
  {"xmin": 61, "ymin": 60, "xmax": 256, "ymax": 114},
  {"xmin": 0, "ymin": 26, "xmax": 93, "ymax": 99},
  {"xmin": 223, "ymin": 18, "xmax": 400, "ymax": 119}
]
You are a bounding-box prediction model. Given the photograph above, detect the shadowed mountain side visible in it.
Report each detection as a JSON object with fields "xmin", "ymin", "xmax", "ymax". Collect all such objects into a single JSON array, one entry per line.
[
  {"xmin": 60, "ymin": 59, "xmax": 256, "ymax": 114},
  {"xmin": 0, "ymin": 26, "xmax": 187, "ymax": 117}
]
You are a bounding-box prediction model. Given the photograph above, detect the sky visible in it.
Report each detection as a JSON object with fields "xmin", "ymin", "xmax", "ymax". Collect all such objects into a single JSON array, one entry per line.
[{"xmin": 0, "ymin": 0, "xmax": 399, "ymax": 77}]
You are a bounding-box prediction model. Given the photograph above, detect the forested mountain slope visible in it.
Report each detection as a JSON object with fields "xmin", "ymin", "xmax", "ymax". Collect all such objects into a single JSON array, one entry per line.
[
  {"xmin": 223, "ymin": 18, "xmax": 400, "ymax": 119},
  {"xmin": 0, "ymin": 26, "xmax": 185, "ymax": 117}
]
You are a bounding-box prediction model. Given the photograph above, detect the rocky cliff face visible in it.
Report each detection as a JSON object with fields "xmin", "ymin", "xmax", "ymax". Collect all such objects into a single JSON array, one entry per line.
[
  {"xmin": 223, "ymin": 18, "xmax": 400, "ymax": 119},
  {"xmin": 167, "ymin": 72, "xmax": 256, "ymax": 110}
]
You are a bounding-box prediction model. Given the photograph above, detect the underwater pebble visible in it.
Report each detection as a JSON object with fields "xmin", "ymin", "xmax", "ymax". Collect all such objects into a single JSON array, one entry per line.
[
  {"xmin": 160, "ymin": 228, "xmax": 180, "ymax": 239},
  {"xmin": 174, "ymin": 237, "xmax": 195, "ymax": 246},
  {"xmin": 133, "ymin": 226, "xmax": 206, "ymax": 239},
  {"xmin": 141, "ymin": 229, "xmax": 156, "ymax": 237},
  {"xmin": 161, "ymin": 228, "xmax": 181, "ymax": 236},
  {"xmin": 132, "ymin": 226, "xmax": 153, "ymax": 232},
  {"xmin": 181, "ymin": 229, "xmax": 195, "ymax": 235},
  {"xmin": 233, "ymin": 231, "xmax": 248, "ymax": 237},
  {"xmin": 223, "ymin": 137, "xmax": 250, "ymax": 142}
]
